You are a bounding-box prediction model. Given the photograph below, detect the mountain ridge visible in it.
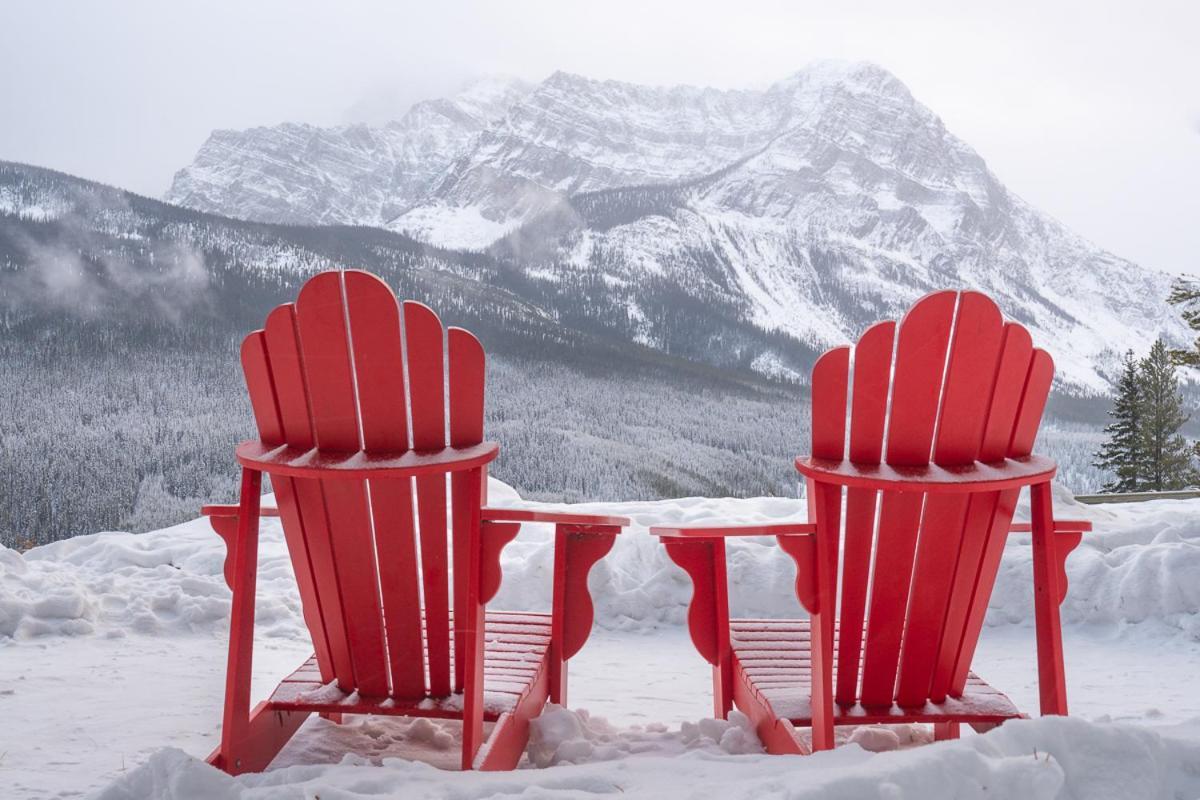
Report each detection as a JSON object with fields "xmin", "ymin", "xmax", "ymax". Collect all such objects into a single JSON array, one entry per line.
[{"xmin": 163, "ymin": 61, "xmax": 1185, "ymax": 392}]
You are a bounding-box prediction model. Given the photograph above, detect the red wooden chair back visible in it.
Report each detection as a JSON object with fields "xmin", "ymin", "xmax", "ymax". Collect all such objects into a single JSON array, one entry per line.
[
  {"xmin": 240, "ymin": 269, "xmax": 487, "ymax": 700},
  {"xmin": 809, "ymin": 290, "xmax": 1054, "ymax": 708}
]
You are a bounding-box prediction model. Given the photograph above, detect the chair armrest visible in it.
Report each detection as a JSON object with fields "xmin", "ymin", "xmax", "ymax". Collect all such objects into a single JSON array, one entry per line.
[
  {"xmin": 795, "ymin": 454, "xmax": 1056, "ymax": 493},
  {"xmin": 652, "ymin": 521, "xmax": 815, "ymax": 538},
  {"xmin": 1009, "ymin": 519, "xmax": 1092, "ymax": 533},
  {"xmin": 482, "ymin": 507, "xmax": 629, "ymax": 529},
  {"xmin": 236, "ymin": 440, "xmax": 499, "ymax": 480},
  {"xmin": 202, "ymin": 504, "xmax": 280, "ymax": 518}
]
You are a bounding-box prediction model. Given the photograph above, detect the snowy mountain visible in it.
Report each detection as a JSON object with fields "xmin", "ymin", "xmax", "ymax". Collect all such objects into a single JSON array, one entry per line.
[
  {"xmin": 164, "ymin": 76, "xmax": 532, "ymax": 228},
  {"xmin": 167, "ymin": 61, "xmax": 1184, "ymax": 392}
]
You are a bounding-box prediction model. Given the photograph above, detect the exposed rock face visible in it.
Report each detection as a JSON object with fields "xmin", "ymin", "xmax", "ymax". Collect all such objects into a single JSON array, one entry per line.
[
  {"xmin": 165, "ymin": 76, "xmax": 532, "ymax": 227},
  {"xmin": 167, "ymin": 63, "xmax": 1181, "ymax": 391}
]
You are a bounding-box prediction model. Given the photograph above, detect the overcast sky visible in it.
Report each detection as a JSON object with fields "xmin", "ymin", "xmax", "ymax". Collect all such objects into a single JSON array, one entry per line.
[{"xmin": 1, "ymin": 0, "xmax": 1196, "ymax": 275}]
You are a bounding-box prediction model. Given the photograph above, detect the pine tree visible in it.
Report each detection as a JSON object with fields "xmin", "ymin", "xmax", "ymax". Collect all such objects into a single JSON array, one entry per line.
[
  {"xmin": 1138, "ymin": 338, "xmax": 1197, "ymax": 491},
  {"xmin": 1167, "ymin": 278, "xmax": 1200, "ymax": 366},
  {"xmin": 1093, "ymin": 350, "xmax": 1145, "ymax": 492}
]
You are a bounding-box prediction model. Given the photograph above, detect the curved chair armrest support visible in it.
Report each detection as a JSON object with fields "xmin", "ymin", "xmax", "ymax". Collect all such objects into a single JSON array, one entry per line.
[
  {"xmin": 652, "ymin": 521, "xmax": 815, "ymax": 538},
  {"xmin": 236, "ymin": 440, "xmax": 499, "ymax": 480},
  {"xmin": 795, "ymin": 454, "xmax": 1056, "ymax": 494},
  {"xmin": 473, "ymin": 507, "xmax": 628, "ymax": 706}
]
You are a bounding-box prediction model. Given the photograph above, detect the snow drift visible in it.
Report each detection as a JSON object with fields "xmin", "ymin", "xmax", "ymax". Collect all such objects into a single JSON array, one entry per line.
[
  {"xmin": 4, "ymin": 479, "xmax": 1200, "ymax": 643},
  {"xmin": 93, "ymin": 715, "xmax": 1200, "ymax": 800}
]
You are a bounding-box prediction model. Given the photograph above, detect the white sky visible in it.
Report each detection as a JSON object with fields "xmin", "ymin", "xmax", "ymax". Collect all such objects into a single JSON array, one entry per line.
[{"xmin": 1, "ymin": 0, "xmax": 1197, "ymax": 275}]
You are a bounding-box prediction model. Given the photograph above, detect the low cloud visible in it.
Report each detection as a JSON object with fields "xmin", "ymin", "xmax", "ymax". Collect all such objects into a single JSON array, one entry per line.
[{"xmin": 1, "ymin": 186, "xmax": 211, "ymax": 324}]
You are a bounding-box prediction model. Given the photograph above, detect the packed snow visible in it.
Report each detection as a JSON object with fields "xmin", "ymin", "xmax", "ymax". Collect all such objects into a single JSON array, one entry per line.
[{"xmin": 2, "ymin": 478, "xmax": 1200, "ymax": 798}]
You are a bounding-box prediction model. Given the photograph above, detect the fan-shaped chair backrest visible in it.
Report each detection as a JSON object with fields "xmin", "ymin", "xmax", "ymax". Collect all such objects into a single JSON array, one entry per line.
[
  {"xmin": 809, "ymin": 290, "xmax": 1053, "ymax": 708},
  {"xmin": 240, "ymin": 270, "xmax": 486, "ymax": 700}
]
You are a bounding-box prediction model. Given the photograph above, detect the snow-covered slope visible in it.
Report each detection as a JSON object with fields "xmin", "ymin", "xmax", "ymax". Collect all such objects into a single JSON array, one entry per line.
[
  {"xmin": 167, "ymin": 62, "xmax": 1182, "ymax": 392},
  {"xmin": 164, "ymin": 77, "xmax": 532, "ymax": 227}
]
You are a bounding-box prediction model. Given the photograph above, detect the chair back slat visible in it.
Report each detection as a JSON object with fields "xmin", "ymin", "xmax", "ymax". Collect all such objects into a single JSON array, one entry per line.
[
  {"xmin": 858, "ymin": 291, "xmax": 956, "ymax": 706},
  {"xmin": 404, "ymin": 300, "xmax": 453, "ymax": 697},
  {"xmin": 262, "ymin": 304, "xmax": 354, "ymax": 686},
  {"xmin": 241, "ymin": 271, "xmax": 491, "ymax": 702},
  {"xmin": 835, "ymin": 320, "xmax": 895, "ymax": 704},
  {"xmin": 295, "ymin": 274, "xmax": 390, "ymax": 697},
  {"xmin": 895, "ymin": 292, "xmax": 1004, "ymax": 707},
  {"xmin": 241, "ymin": 331, "xmax": 336, "ymax": 684},
  {"xmin": 449, "ymin": 328, "xmax": 487, "ymax": 691},
  {"xmin": 809, "ymin": 291, "xmax": 1055, "ymax": 710},
  {"xmin": 930, "ymin": 322, "xmax": 1033, "ymax": 699},
  {"xmin": 344, "ymin": 271, "xmax": 425, "ymax": 699}
]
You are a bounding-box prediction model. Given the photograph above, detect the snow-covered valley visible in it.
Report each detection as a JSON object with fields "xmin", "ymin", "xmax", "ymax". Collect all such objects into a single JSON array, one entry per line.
[{"xmin": 3, "ymin": 479, "xmax": 1200, "ymax": 798}]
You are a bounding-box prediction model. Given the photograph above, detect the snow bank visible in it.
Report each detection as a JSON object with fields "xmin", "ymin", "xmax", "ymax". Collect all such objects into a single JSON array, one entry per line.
[
  {"xmin": 491, "ymin": 482, "xmax": 1200, "ymax": 636},
  {"xmin": 3, "ymin": 479, "xmax": 1199, "ymax": 642},
  {"xmin": 92, "ymin": 715, "xmax": 1200, "ymax": 800}
]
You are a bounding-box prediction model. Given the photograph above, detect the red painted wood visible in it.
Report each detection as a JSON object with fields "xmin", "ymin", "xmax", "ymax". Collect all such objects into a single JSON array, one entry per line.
[
  {"xmin": 1030, "ymin": 481, "xmax": 1069, "ymax": 715},
  {"xmin": 559, "ymin": 529, "xmax": 621, "ymax": 661},
  {"xmin": 457, "ymin": 466, "xmax": 487, "ymax": 768},
  {"xmin": 476, "ymin": 653, "xmax": 551, "ymax": 770},
  {"xmin": 218, "ymin": 468, "xmax": 263, "ymax": 772},
  {"xmin": 925, "ymin": 491, "xmax": 999, "ymax": 702},
  {"xmin": 343, "ymin": 271, "xmax": 425, "ymax": 700},
  {"xmin": 795, "ymin": 454, "xmax": 1056, "ymax": 492},
  {"xmin": 207, "ymin": 701, "xmax": 309, "ymax": 775},
  {"xmin": 404, "ymin": 300, "xmax": 453, "ymax": 698},
  {"xmin": 811, "ymin": 346, "xmax": 850, "ymax": 460},
  {"xmin": 1011, "ymin": 350, "xmax": 1055, "ymax": 456},
  {"xmin": 213, "ymin": 270, "xmax": 628, "ymax": 772},
  {"xmin": 939, "ymin": 322, "xmax": 1035, "ymax": 696},
  {"xmin": 864, "ymin": 291, "xmax": 955, "ymax": 705},
  {"xmin": 777, "ymin": 533, "xmax": 819, "ymax": 614},
  {"xmin": 484, "ymin": 508, "xmax": 631, "ymax": 527},
  {"xmin": 950, "ymin": 341, "xmax": 1055, "ymax": 694},
  {"xmin": 885, "ymin": 290, "xmax": 957, "ymax": 466},
  {"xmin": 651, "ymin": 521, "xmax": 814, "ymax": 538},
  {"xmin": 235, "ymin": 440, "xmax": 498, "ymax": 478},
  {"xmin": 733, "ymin": 668, "xmax": 809, "ymax": 755},
  {"xmin": 896, "ymin": 293, "xmax": 1004, "ymax": 708},
  {"xmin": 808, "ymin": 482, "xmax": 839, "ymax": 750},
  {"xmin": 730, "ymin": 621, "xmax": 1023, "ymax": 727},
  {"xmin": 661, "ymin": 539, "xmax": 724, "ymax": 665},
  {"xmin": 296, "ymin": 273, "xmax": 390, "ymax": 698},
  {"xmin": 480, "ymin": 521, "xmax": 520, "ymax": 603},
  {"xmin": 449, "ymin": 327, "xmax": 486, "ymax": 696},
  {"xmin": 804, "ymin": 344, "xmax": 850, "ymax": 749},
  {"xmin": 262, "ymin": 303, "xmax": 353, "ymax": 687},
  {"xmin": 837, "ymin": 319, "xmax": 894, "ymax": 704}
]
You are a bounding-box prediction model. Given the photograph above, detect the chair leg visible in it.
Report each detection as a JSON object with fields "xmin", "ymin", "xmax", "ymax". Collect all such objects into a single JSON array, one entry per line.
[
  {"xmin": 320, "ymin": 712, "xmax": 343, "ymax": 724},
  {"xmin": 713, "ymin": 658, "xmax": 733, "ymax": 719},
  {"xmin": 1030, "ymin": 482, "xmax": 1070, "ymax": 716},
  {"xmin": 934, "ymin": 721, "xmax": 960, "ymax": 741},
  {"xmin": 216, "ymin": 468, "xmax": 264, "ymax": 774}
]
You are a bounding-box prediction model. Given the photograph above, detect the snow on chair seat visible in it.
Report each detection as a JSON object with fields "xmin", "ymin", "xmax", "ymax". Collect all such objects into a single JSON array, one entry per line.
[
  {"xmin": 729, "ymin": 619, "xmax": 1021, "ymax": 726},
  {"xmin": 270, "ymin": 612, "xmax": 554, "ymax": 719}
]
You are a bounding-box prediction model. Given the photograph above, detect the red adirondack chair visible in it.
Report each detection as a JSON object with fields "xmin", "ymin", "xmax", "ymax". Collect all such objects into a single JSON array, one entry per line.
[
  {"xmin": 201, "ymin": 270, "xmax": 629, "ymax": 773},
  {"xmin": 653, "ymin": 290, "xmax": 1091, "ymax": 753}
]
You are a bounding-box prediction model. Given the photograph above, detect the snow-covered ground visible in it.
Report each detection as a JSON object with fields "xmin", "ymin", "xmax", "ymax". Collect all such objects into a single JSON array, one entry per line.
[{"xmin": 2, "ymin": 480, "xmax": 1200, "ymax": 798}]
